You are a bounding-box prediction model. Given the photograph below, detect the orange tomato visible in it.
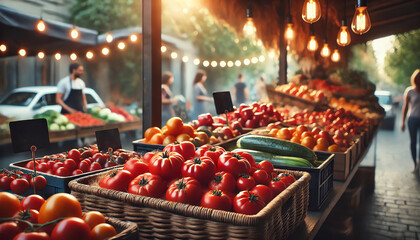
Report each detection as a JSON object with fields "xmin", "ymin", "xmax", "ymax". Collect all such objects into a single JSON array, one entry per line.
[
  {"xmin": 295, "ymin": 125, "xmax": 308, "ymax": 135},
  {"xmin": 144, "ymin": 127, "xmax": 161, "ymax": 141},
  {"xmin": 301, "ymin": 131, "xmax": 313, "ymax": 139},
  {"xmin": 181, "ymin": 124, "xmax": 195, "ymax": 137},
  {"xmin": 316, "ymin": 138, "xmax": 329, "ymax": 148},
  {"xmin": 149, "ymin": 133, "xmax": 164, "ymax": 145},
  {"xmin": 290, "ymin": 136, "xmax": 301, "ymax": 144},
  {"xmin": 313, "ymin": 144, "xmax": 328, "ymax": 151},
  {"xmin": 277, "ymin": 128, "xmax": 292, "ymax": 140},
  {"xmin": 195, "ymin": 132, "xmax": 209, "ymax": 145},
  {"xmin": 162, "ymin": 135, "xmax": 176, "ymax": 145},
  {"xmin": 301, "ymin": 136, "xmax": 316, "ymax": 150},
  {"xmin": 90, "ymin": 223, "xmax": 117, "ymax": 240},
  {"xmin": 38, "ymin": 193, "xmax": 82, "ymax": 224},
  {"xmin": 0, "ymin": 192, "xmax": 20, "ymax": 218},
  {"xmin": 268, "ymin": 128, "xmax": 279, "ymax": 137},
  {"xmin": 176, "ymin": 133, "xmax": 191, "ymax": 142},
  {"xmin": 161, "ymin": 126, "xmax": 169, "ymax": 136},
  {"xmin": 83, "ymin": 211, "xmax": 106, "ymax": 229},
  {"xmin": 166, "ymin": 117, "xmax": 183, "ymax": 136},
  {"xmin": 327, "ymin": 144, "xmax": 340, "ymax": 152}
]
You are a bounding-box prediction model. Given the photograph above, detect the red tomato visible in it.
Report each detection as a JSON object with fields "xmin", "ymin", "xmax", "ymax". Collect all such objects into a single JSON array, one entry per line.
[
  {"xmin": 0, "ymin": 176, "xmax": 13, "ymax": 190},
  {"xmin": 0, "ymin": 222, "xmax": 21, "ymax": 240},
  {"xmin": 142, "ymin": 152, "xmax": 155, "ymax": 165},
  {"xmin": 128, "ymin": 173, "xmax": 166, "ymax": 198},
  {"xmin": 89, "ymin": 162, "xmax": 102, "ymax": 172},
  {"xmin": 239, "ymin": 107, "xmax": 254, "ymax": 120},
  {"xmin": 67, "ymin": 149, "xmax": 81, "ymax": 163},
  {"xmin": 20, "ymin": 195, "xmax": 45, "ymax": 211},
  {"xmin": 278, "ymin": 173, "xmax": 296, "ymax": 186},
  {"xmin": 10, "ymin": 178, "xmax": 29, "ymax": 195},
  {"xmin": 92, "ymin": 153, "xmax": 107, "ymax": 167},
  {"xmin": 55, "ymin": 167, "xmax": 70, "ymax": 177},
  {"xmin": 208, "ymin": 172, "xmax": 236, "ymax": 193},
  {"xmin": 63, "ymin": 159, "xmax": 77, "ymax": 172},
  {"xmin": 252, "ymin": 169, "xmax": 271, "ymax": 186},
  {"xmin": 200, "ymin": 190, "xmax": 232, "ymax": 211},
  {"xmin": 232, "ymin": 151, "xmax": 256, "ymax": 167},
  {"xmin": 233, "ymin": 191, "xmax": 266, "ymax": 215},
  {"xmin": 166, "ymin": 177, "xmax": 202, "ymax": 205},
  {"xmin": 237, "ymin": 174, "xmax": 256, "ymax": 191},
  {"xmin": 21, "ymin": 174, "xmax": 32, "ymax": 183},
  {"xmin": 181, "ymin": 156, "xmax": 216, "ymax": 185},
  {"xmin": 269, "ymin": 177, "xmax": 287, "ymax": 195},
  {"xmin": 25, "ymin": 160, "xmax": 38, "ymax": 170},
  {"xmin": 72, "ymin": 169, "xmax": 83, "ymax": 176},
  {"xmin": 99, "ymin": 170, "xmax": 133, "ymax": 192},
  {"xmin": 36, "ymin": 163, "xmax": 49, "ymax": 172},
  {"xmin": 218, "ymin": 152, "xmax": 251, "ymax": 178},
  {"xmin": 13, "ymin": 232, "xmax": 50, "ymax": 240},
  {"xmin": 78, "ymin": 160, "xmax": 91, "ymax": 173},
  {"xmin": 30, "ymin": 176, "xmax": 47, "ymax": 191},
  {"xmin": 123, "ymin": 159, "xmax": 149, "ymax": 178},
  {"xmin": 53, "ymin": 162, "xmax": 64, "ymax": 173},
  {"xmin": 257, "ymin": 161, "xmax": 274, "ymax": 175},
  {"xmin": 163, "ymin": 141, "xmax": 196, "ymax": 160},
  {"xmin": 51, "ymin": 217, "xmax": 90, "ymax": 240},
  {"xmin": 14, "ymin": 209, "xmax": 39, "ymax": 231},
  {"xmin": 245, "ymin": 119, "xmax": 256, "ymax": 128},
  {"xmin": 149, "ymin": 151, "xmax": 184, "ymax": 180},
  {"xmin": 251, "ymin": 185, "xmax": 274, "ymax": 203}
]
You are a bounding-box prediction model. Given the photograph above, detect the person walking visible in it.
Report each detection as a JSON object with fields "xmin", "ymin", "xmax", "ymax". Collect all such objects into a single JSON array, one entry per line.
[
  {"xmin": 161, "ymin": 71, "xmax": 177, "ymax": 127},
  {"xmin": 232, "ymin": 73, "xmax": 249, "ymax": 106},
  {"xmin": 56, "ymin": 63, "xmax": 87, "ymax": 114},
  {"xmin": 401, "ymin": 69, "xmax": 420, "ymax": 172},
  {"xmin": 191, "ymin": 70, "xmax": 213, "ymax": 120}
]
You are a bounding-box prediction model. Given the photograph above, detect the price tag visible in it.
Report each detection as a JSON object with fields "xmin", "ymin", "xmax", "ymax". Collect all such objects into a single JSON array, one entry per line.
[
  {"xmin": 95, "ymin": 128, "xmax": 122, "ymax": 152},
  {"xmin": 9, "ymin": 119, "xmax": 50, "ymax": 153},
  {"xmin": 213, "ymin": 91, "xmax": 234, "ymax": 115}
]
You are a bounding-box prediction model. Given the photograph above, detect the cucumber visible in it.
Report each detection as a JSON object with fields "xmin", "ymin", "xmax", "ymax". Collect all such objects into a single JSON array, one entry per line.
[
  {"xmin": 233, "ymin": 149, "xmax": 314, "ymax": 168},
  {"xmin": 237, "ymin": 135, "xmax": 317, "ymax": 163}
]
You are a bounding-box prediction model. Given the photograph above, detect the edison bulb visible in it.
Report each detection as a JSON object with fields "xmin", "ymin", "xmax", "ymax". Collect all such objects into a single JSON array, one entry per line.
[
  {"xmin": 243, "ymin": 18, "xmax": 256, "ymax": 37},
  {"xmin": 307, "ymin": 36, "xmax": 318, "ymax": 51},
  {"xmin": 337, "ymin": 25, "xmax": 351, "ymax": 46},
  {"xmin": 320, "ymin": 43, "xmax": 331, "ymax": 57},
  {"xmin": 302, "ymin": 0, "xmax": 321, "ymax": 24},
  {"xmin": 331, "ymin": 49, "xmax": 340, "ymax": 62},
  {"xmin": 351, "ymin": 6, "xmax": 371, "ymax": 35},
  {"xmin": 285, "ymin": 23, "xmax": 294, "ymax": 42}
]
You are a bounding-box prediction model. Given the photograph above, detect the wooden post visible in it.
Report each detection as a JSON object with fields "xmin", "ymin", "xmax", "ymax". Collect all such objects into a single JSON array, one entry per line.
[
  {"xmin": 277, "ymin": 0, "xmax": 287, "ymax": 85},
  {"xmin": 142, "ymin": 0, "xmax": 162, "ymax": 135}
]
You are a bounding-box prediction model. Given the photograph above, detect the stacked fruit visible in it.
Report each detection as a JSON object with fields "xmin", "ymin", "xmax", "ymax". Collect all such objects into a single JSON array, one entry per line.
[
  {"xmin": 0, "ymin": 170, "xmax": 46, "ymax": 194},
  {"xmin": 64, "ymin": 112, "xmax": 104, "ymax": 127},
  {"xmin": 275, "ymin": 83, "xmax": 325, "ymax": 102},
  {"xmin": 98, "ymin": 141, "xmax": 295, "ymax": 215},
  {"xmin": 0, "ymin": 192, "xmax": 117, "ymax": 240},
  {"xmin": 22, "ymin": 146, "xmax": 139, "ymax": 177},
  {"xmin": 223, "ymin": 102, "xmax": 283, "ymax": 129}
]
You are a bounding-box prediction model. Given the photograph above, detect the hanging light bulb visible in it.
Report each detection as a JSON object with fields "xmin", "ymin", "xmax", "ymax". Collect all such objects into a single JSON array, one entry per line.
[
  {"xmin": 70, "ymin": 53, "xmax": 77, "ymax": 61},
  {"xmin": 193, "ymin": 58, "xmax": 200, "ymax": 65},
  {"xmin": 37, "ymin": 52, "xmax": 45, "ymax": 59},
  {"xmin": 0, "ymin": 44, "xmax": 6, "ymax": 52},
  {"xmin": 182, "ymin": 56, "xmax": 189, "ymax": 63},
  {"xmin": 302, "ymin": 0, "xmax": 321, "ymax": 24},
  {"xmin": 331, "ymin": 48, "xmax": 340, "ymax": 62},
  {"xmin": 18, "ymin": 49, "xmax": 26, "ymax": 57},
  {"xmin": 337, "ymin": 21, "xmax": 351, "ymax": 46},
  {"xmin": 351, "ymin": 0, "xmax": 371, "ymax": 35},
  {"xmin": 203, "ymin": 60, "xmax": 210, "ymax": 67},
  {"xmin": 86, "ymin": 51, "xmax": 94, "ymax": 59},
  {"xmin": 36, "ymin": 19, "xmax": 46, "ymax": 32},
  {"xmin": 130, "ymin": 34, "xmax": 138, "ymax": 42},
  {"xmin": 161, "ymin": 45, "xmax": 167, "ymax": 53},
  {"xmin": 285, "ymin": 23, "xmax": 294, "ymax": 43},
  {"xmin": 105, "ymin": 33, "xmax": 113, "ymax": 43},
  {"xmin": 55, "ymin": 53, "xmax": 61, "ymax": 60},
  {"xmin": 307, "ymin": 26, "xmax": 318, "ymax": 52},
  {"xmin": 320, "ymin": 42, "xmax": 331, "ymax": 57},
  {"xmin": 70, "ymin": 26, "xmax": 79, "ymax": 39},
  {"xmin": 171, "ymin": 52, "xmax": 178, "ymax": 59},
  {"xmin": 243, "ymin": 3, "xmax": 256, "ymax": 37},
  {"xmin": 101, "ymin": 47, "xmax": 110, "ymax": 56},
  {"xmin": 320, "ymin": 0, "xmax": 331, "ymax": 58},
  {"xmin": 118, "ymin": 41, "xmax": 126, "ymax": 50}
]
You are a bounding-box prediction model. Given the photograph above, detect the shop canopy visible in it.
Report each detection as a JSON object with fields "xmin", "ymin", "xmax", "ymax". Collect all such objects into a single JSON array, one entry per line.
[{"xmin": 0, "ymin": 5, "xmax": 97, "ymax": 57}]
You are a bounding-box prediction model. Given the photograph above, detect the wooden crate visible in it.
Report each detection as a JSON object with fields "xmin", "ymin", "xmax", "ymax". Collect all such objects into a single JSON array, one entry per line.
[{"xmin": 316, "ymin": 144, "xmax": 352, "ymax": 181}]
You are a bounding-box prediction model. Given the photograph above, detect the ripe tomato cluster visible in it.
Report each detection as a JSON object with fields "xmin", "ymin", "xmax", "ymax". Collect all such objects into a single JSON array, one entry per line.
[
  {"xmin": 99, "ymin": 141, "xmax": 296, "ymax": 215},
  {"xmin": 23, "ymin": 146, "xmax": 140, "ymax": 177},
  {"xmin": 0, "ymin": 170, "xmax": 46, "ymax": 194},
  {"xmin": 0, "ymin": 192, "xmax": 117, "ymax": 240}
]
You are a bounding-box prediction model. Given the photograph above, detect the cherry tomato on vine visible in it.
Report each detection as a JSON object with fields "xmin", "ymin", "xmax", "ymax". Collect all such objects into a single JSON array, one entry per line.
[
  {"xmin": 30, "ymin": 176, "xmax": 47, "ymax": 191},
  {"xmin": 10, "ymin": 178, "xmax": 29, "ymax": 195},
  {"xmin": 20, "ymin": 194, "xmax": 45, "ymax": 211}
]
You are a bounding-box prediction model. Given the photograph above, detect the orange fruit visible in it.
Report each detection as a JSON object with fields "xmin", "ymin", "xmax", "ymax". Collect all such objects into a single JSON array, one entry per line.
[
  {"xmin": 268, "ymin": 129, "xmax": 279, "ymax": 137},
  {"xmin": 316, "ymin": 138, "xmax": 329, "ymax": 148},
  {"xmin": 161, "ymin": 126, "xmax": 169, "ymax": 136},
  {"xmin": 301, "ymin": 136, "xmax": 316, "ymax": 149},
  {"xmin": 290, "ymin": 136, "xmax": 301, "ymax": 144},
  {"xmin": 313, "ymin": 144, "xmax": 328, "ymax": 151},
  {"xmin": 176, "ymin": 133, "xmax": 191, "ymax": 143},
  {"xmin": 277, "ymin": 128, "xmax": 292, "ymax": 140},
  {"xmin": 162, "ymin": 135, "xmax": 176, "ymax": 145},
  {"xmin": 195, "ymin": 132, "xmax": 209, "ymax": 144},
  {"xmin": 166, "ymin": 117, "xmax": 183, "ymax": 136},
  {"xmin": 295, "ymin": 125, "xmax": 309, "ymax": 135},
  {"xmin": 181, "ymin": 124, "xmax": 195, "ymax": 137},
  {"xmin": 144, "ymin": 127, "xmax": 161, "ymax": 141},
  {"xmin": 327, "ymin": 144, "xmax": 340, "ymax": 152},
  {"xmin": 149, "ymin": 133, "xmax": 164, "ymax": 145},
  {"xmin": 301, "ymin": 131, "xmax": 313, "ymax": 139}
]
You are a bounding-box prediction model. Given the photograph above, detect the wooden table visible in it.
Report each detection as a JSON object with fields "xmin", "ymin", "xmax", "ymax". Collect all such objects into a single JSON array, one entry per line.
[{"xmin": 289, "ymin": 129, "xmax": 378, "ymax": 240}]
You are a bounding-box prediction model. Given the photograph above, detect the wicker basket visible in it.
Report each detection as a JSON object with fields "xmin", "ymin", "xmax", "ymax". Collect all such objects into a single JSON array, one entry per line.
[{"xmin": 69, "ymin": 169, "xmax": 310, "ymax": 239}]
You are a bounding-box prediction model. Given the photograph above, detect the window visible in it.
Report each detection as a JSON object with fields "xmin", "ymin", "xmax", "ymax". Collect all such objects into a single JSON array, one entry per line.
[
  {"xmin": 86, "ymin": 94, "xmax": 98, "ymax": 104},
  {"xmin": 0, "ymin": 92, "xmax": 37, "ymax": 106},
  {"xmin": 44, "ymin": 94, "xmax": 57, "ymax": 105}
]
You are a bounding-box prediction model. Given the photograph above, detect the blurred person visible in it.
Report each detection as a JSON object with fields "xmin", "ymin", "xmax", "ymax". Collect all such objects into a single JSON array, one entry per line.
[
  {"xmin": 401, "ymin": 69, "xmax": 420, "ymax": 172},
  {"xmin": 255, "ymin": 76, "xmax": 268, "ymax": 102},
  {"xmin": 161, "ymin": 71, "xmax": 177, "ymax": 127},
  {"xmin": 232, "ymin": 73, "xmax": 249, "ymax": 106},
  {"xmin": 56, "ymin": 63, "xmax": 87, "ymax": 114},
  {"xmin": 191, "ymin": 70, "xmax": 213, "ymax": 120}
]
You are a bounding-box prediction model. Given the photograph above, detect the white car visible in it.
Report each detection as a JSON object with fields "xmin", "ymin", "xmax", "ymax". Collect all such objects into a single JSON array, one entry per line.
[{"xmin": 0, "ymin": 86, "xmax": 105, "ymax": 120}]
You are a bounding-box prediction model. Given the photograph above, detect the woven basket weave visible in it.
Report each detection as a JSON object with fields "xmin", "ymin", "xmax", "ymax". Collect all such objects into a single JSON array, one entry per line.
[{"xmin": 69, "ymin": 169, "xmax": 310, "ymax": 240}]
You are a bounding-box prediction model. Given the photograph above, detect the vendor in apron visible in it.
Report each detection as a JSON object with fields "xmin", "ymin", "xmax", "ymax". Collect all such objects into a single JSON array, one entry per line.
[{"xmin": 56, "ymin": 63, "xmax": 87, "ymax": 114}]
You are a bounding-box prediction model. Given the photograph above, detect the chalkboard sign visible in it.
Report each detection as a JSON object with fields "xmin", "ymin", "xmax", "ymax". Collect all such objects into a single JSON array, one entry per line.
[
  {"xmin": 95, "ymin": 128, "xmax": 122, "ymax": 152},
  {"xmin": 9, "ymin": 119, "xmax": 50, "ymax": 153},
  {"xmin": 213, "ymin": 91, "xmax": 234, "ymax": 115}
]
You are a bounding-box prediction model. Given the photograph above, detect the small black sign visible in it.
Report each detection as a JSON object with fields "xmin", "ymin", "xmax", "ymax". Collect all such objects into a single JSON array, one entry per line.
[
  {"xmin": 95, "ymin": 128, "xmax": 122, "ymax": 152},
  {"xmin": 213, "ymin": 91, "xmax": 234, "ymax": 115},
  {"xmin": 9, "ymin": 119, "xmax": 50, "ymax": 153}
]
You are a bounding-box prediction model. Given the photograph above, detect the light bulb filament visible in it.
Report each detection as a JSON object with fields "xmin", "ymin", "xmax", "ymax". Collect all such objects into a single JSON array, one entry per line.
[
  {"xmin": 356, "ymin": 13, "xmax": 366, "ymax": 32},
  {"xmin": 307, "ymin": 1, "xmax": 317, "ymax": 21}
]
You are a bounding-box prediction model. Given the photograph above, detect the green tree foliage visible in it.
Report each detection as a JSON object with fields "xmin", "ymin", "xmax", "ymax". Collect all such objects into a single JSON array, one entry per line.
[
  {"xmin": 349, "ymin": 42, "xmax": 380, "ymax": 85},
  {"xmin": 384, "ymin": 29, "xmax": 420, "ymax": 89}
]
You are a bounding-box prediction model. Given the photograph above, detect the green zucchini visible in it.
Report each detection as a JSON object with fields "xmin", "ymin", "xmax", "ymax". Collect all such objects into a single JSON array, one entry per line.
[
  {"xmin": 234, "ymin": 149, "xmax": 314, "ymax": 168},
  {"xmin": 237, "ymin": 135, "xmax": 317, "ymax": 163}
]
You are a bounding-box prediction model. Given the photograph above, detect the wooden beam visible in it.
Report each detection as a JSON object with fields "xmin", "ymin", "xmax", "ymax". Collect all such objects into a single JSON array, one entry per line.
[
  {"xmin": 142, "ymin": 0, "xmax": 162, "ymax": 135},
  {"xmin": 277, "ymin": 0, "xmax": 287, "ymax": 85}
]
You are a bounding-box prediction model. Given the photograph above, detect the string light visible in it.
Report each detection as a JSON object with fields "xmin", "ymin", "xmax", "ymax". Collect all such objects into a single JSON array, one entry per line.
[
  {"xmin": 37, "ymin": 51, "xmax": 45, "ymax": 59},
  {"xmin": 18, "ymin": 49, "xmax": 26, "ymax": 57},
  {"xmin": 235, "ymin": 60, "xmax": 241, "ymax": 67},
  {"xmin": 193, "ymin": 58, "xmax": 200, "ymax": 65},
  {"xmin": 86, "ymin": 51, "xmax": 94, "ymax": 59},
  {"xmin": 161, "ymin": 46, "xmax": 167, "ymax": 53},
  {"xmin": 203, "ymin": 60, "xmax": 210, "ymax": 67},
  {"xmin": 182, "ymin": 56, "xmax": 189, "ymax": 63},
  {"xmin": 227, "ymin": 61, "xmax": 234, "ymax": 67},
  {"xmin": 220, "ymin": 61, "xmax": 227, "ymax": 67},
  {"xmin": 243, "ymin": 3, "xmax": 256, "ymax": 37},
  {"xmin": 285, "ymin": 0, "xmax": 294, "ymax": 43},
  {"xmin": 302, "ymin": 0, "xmax": 321, "ymax": 24},
  {"xmin": 268, "ymin": 51, "xmax": 276, "ymax": 58},
  {"xmin": 351, "ymin": 0, "xmax": 371, "ymax": 35},
  {"xmin": 259, "ymin": 56, "xmax": 265, "ymax": 62},
  {"xmin": 244, "ymin": 58, "xmax": 250, "ymax": 65},
  {"xmin": 307, "ymin": 25, "xmax": 318, "ymax": 52},
  {"xmin": 320, "ymin": 0, "xmax": 331, "ymax": 58},
  {"xmin": 0, "ymin": 44, "xmax": 6, "ymax": 52},
  {"xmin": 170, "ymin": 52, "xmax": 178, "ymax": 59},
  {"xmin": 118, "ymin": 41, "xmax": 126, "ymax": 50},
  {"xmin": 337, "ymin": 0, "xmax": 351, "ymax": 46},
  {"xmin": 69, "ymin": 53, "xmax": 77, "ymax": 61},
  {"xmin": 331, "ymin": 48, "xmax": 340, "ymax": 62},
  {"xmin": 55, "ymin": 53, "xmax": 61, "ymax": 60},
  {"xmin": 105, "ymin": 33, "xmax": 113, "ymax": 43},
  {"xmin": 70, "ymin": 26, "xmax": 79, "ymax": 39},
  {"xmin": 36, "ymin": 19, "xmax": 46, "ymax": 32},
  {"xmin": 130, "ymin": 34, "xmax": 137, "ymax": 42},
  {"xmin": 102, "ymin": 47, "xmax": 110, "ymax": 56},
  {"xmin": 320, "ymin": 43, "xmax": 331, "ymax": 57},
  {"xmin": 211, "ymin": 61, "xmax": 217, "ymax": 67},
  {"xmin": 251, "ymin": 57, "xmax": 258, "ymax": 64}
]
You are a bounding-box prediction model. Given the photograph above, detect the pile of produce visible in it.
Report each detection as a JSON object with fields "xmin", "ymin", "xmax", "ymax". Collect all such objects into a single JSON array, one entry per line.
[
  {"xmin": 34, "ymin": 110, "xmax": 75, "ymax": 131},
  {"xmin": 0, "ymin": 170, "xmax": 46, "ymax": 194},
  {"xmin": 98, "ymin": 141, "xmax": 296, "ymax": 215},
  {"xmin": 108, "ymin": 106, "xmax": 137, "ymax": 122},
  {"xmin": 275, "ymin": 83, "xmax": 325, "ymax": 103},
  {"xmin": 22, "ymin": 146, "xmax": 140, "ymax": 177},
  {"xmin": 64, "ymin": 112, "xmax": 103, "ymax": 127},
  {"xmin": 0, "ymin": 192, "xmax": 117, "ymax": 240},
  {"xmin": 223, "ymin": 102, "xmax": 283, "ymax": 128},
  {"xmin": 88, "ymin": 107, "xmax": 126, "ymax": 123}
]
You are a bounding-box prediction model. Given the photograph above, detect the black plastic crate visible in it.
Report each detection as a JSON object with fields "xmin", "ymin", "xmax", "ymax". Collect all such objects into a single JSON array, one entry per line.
[{"xmin": 132, "ymin": 139, "xmax": 165, "ymax": 154}]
